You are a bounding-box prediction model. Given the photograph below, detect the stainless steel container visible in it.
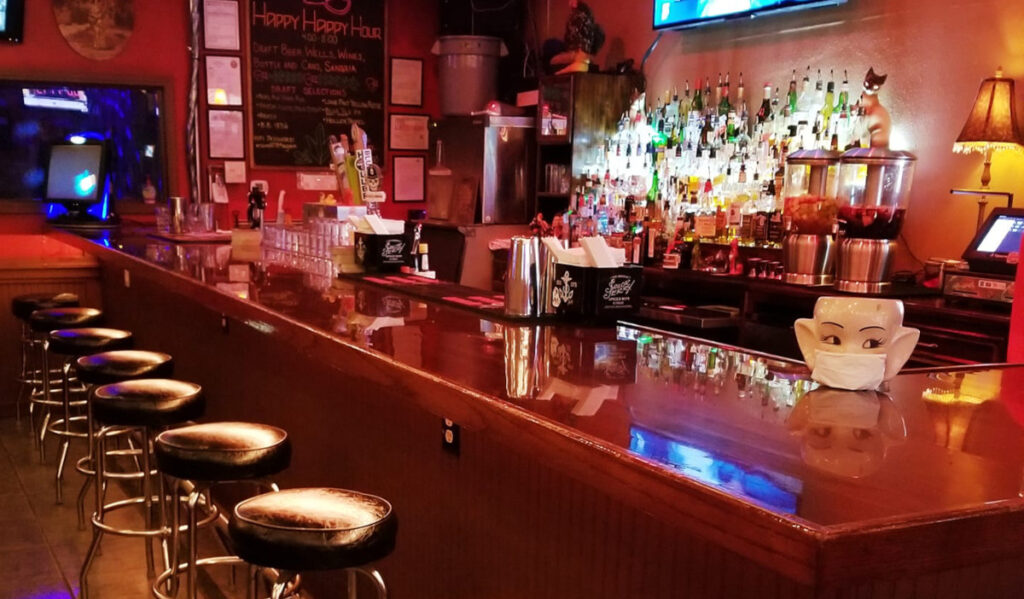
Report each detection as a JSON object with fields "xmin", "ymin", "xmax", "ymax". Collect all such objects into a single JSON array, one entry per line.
[
  {"xmin": 783, "ymin": 234, "xmax": 836, "ymax": 286},
  {"xmin": 836, "ymin": 238, "xmax": 898, "ymax": 293},
  {"xmin": 505, "ymin": 236, "xmax": 540, "ymax": 317},
  {"xmin": 168, "ymin": 196, "xmax": 188, "ymax": 235}
]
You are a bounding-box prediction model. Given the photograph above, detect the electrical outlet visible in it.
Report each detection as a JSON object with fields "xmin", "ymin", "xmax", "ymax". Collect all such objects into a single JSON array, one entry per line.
[
  {"xmin": 442, "ymin": 418, "xmax": 460, "ymax": 456},
  {"xmin": 123, "ymin": 269, "xmax": 131, "ymax": 288}
]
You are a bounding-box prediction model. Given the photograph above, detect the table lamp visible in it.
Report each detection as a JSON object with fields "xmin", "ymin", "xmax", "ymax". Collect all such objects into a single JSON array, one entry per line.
[{"xmin": 952, "ymin": 67, "xmax": 1024, "ymax": 230}]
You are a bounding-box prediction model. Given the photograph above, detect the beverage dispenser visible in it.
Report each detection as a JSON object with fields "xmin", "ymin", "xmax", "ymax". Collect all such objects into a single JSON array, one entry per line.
[
  {"xmin": 835, "ymin": 148, "xmax": 917, "ymax": 293},
  {"xmin": 781, "ymin": 150, "xmax": 841, "ymax": 285}
]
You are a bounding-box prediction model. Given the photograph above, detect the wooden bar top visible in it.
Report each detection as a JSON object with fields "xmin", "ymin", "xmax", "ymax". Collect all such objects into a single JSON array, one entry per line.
[{"xmin": 53, "ymin": 227, "xmax": 1024, "ymax": 588}]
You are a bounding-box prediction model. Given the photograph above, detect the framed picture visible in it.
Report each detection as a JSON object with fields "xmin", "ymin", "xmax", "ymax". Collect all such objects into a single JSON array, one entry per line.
[
  {"xmin": 205, "ymin": 56, "xmax": 244, "ymax": 106},
  {"xmin": 392, "ymin": 155, "xmax": 426, "ymax": 203},
  {"xmin": 203, "ymin": 0, "xmax": 240, "ymax": 51},
  {"xmin": 389, "ymin": 114, "xmax": 430, "ymax": 151},
  {"xmin": 208, "ymin": 109, "xmax": 246, "ymax": 159},
  {"xmin": 390, "ymin": 57, "xmax": 423, "ymax": 107}
]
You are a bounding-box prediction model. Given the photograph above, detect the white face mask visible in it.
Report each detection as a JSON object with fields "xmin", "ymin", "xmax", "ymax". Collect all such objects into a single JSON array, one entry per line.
[{"xmin": 812, "ymin": 350, "xmax": 887, "ymax": 391}]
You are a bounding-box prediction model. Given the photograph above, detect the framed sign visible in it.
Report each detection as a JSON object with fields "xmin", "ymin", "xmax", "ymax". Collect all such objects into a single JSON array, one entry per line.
[
  {"xmin": 389, "ymin": 114, "xmax": 430, "ymax": 151},
  {"xmin": 208, "ymin": 109, "xmax": 245, "ymax": 159},
  {"xmin": 392, "ymin": 155, "xmax": 426, "ymax": 203},
  {"xmin": 204, "ymin": 0, "xmax": 240, "ymax": 51},
  {"xmin": 206, "ymin": 56, "xmax": 243, "ymax": 106},
  {"xmin": 390, "ymin": 57, "xmax": 424, "ymax": 107}
]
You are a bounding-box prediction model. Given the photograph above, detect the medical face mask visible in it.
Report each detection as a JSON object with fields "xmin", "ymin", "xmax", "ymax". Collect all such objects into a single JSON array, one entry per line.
[{"xmin": 812, "ymin": 350, "xmax": 887, "ymax": 391}]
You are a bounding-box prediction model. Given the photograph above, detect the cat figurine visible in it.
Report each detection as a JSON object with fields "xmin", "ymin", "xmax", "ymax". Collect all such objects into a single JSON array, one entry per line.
[{"xmin": 860, "ymin": 68, "xmax": 891, "ymax": 148}]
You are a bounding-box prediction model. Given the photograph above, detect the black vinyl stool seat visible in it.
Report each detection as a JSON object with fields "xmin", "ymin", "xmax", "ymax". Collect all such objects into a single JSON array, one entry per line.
[
  {"xmin": 48, "ymin": 327, "xmax": 133, "ymax": 356},
  {"xmin": 72, "ymin": 350, "xmax": 175, "ymax": 527},
  {"xmin": 80, "ymin": 379, "xmax": 206, "ymax": 599},
  {"xmin": 12, "ymin": 292, "xmax": 79, "ymax": 321},
  {"xmin": 29, "ymin": 307, "xmax": 103, "ymax": 333},
  {"xmin": 155, "ymin": 422, "xmax": 291, "ymax": 482},
  {"xmin": 230, "ymin": 488, "xmax": 397, "ymax": 573},
  {"xmin": 92, "ymin": 379, "xmax": 205, "ymax": 427},
  {"xmin": 11, "ymin": 293, "xmax": 80, "ymax": 429},
  {"xmin": 76, "ymin": 350, "xmax": 174, "ymax": 386},
  {"xmin": 152, "ymin": 423, "xmax": 292, "ymax": 599}
]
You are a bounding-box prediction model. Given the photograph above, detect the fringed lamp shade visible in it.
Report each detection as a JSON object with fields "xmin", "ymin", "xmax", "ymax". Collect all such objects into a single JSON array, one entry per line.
[{"xmin": 953, "ymin": 68, "xmax": 1024, "ymax": 155}]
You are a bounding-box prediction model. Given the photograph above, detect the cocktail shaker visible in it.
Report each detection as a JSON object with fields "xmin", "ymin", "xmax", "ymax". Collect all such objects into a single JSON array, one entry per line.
[
  {"xmin": 505, "ymin": 236, "xmax": 540, "ymax": 317},
  {"xmin": 168, "ymin": 196, "xmax": 188, "ymax": 235}
]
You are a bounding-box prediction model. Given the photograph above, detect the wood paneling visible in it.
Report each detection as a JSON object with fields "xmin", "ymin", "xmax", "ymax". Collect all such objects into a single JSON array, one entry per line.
[
  {"xmin": 0, "ymin": 260, "xmax": 100, "ymax": 417},
  {"xmin": 68, "ymin": 232, "xmax": 1024, "ymax": 598}
]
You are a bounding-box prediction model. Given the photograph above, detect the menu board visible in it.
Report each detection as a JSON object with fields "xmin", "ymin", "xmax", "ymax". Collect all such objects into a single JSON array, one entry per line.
[{"xmin": 248, "ymin": 0, "xmax": 385, "ymax": 167}]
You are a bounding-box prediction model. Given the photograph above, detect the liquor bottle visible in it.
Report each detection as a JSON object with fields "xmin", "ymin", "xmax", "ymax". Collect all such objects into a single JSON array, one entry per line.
[
  {"xmin": 787, "ymin": 70, "xmax": 799, "ymax": 114},
  {"xmin": 692, "ymin": 78, "xmax": 704, "ymax": 114},
  {"xmin": 835, "ymin": 70, "xmax": 850, "ymax": 114},
  {"xmin": 703, "ymin": 77, "xmax": 713, "ymax": 116},
  {"xmin": 821, "ymin": 70, "xmax": 836, "ymax": 125},
  {"xmin": 718, "ymin": 72, "xmax": 731, "ymax": 116},
  {"xmin": 756, "ymin": 83, "xmax": 773, "ymax": 125},
  {"xmin": 681, "ymin": 79, "xmax": 692, "ymax": 117}
]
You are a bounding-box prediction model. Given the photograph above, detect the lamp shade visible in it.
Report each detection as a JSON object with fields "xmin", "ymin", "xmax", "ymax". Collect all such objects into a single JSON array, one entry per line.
[{"xmin": 954, "ymin": 69, "xmax": 1024, "ymax": 154}]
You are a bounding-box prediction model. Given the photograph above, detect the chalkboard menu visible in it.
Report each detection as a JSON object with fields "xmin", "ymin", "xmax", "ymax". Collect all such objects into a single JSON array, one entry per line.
[{"xmin": 248, "ymin": 0, "xmax": 386, "ymax": 167}]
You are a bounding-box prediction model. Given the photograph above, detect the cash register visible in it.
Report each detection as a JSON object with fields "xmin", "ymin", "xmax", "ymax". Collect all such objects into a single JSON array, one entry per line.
[{"xmin": 944, "ymin": 207, "xmax": 1022, "ymax": 304}]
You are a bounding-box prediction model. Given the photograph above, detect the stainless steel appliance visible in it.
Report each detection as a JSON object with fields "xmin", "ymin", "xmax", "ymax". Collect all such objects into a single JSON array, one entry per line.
[
  {"xmin": 835, "ymin": 147, "xmax": 917, "ymax": 293},
  {"xmin": 428, "ymin": 116, "xmax": 535, "ymax": 225},
  {"xmin": 781, "ymin": 149, "xmax": 841, "ymax": 286}
]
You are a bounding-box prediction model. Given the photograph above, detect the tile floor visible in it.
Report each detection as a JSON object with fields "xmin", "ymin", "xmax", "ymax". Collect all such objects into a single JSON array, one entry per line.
[{"xmin": 0, "ymin": 416, "xmax": 245, "ymax": 599}]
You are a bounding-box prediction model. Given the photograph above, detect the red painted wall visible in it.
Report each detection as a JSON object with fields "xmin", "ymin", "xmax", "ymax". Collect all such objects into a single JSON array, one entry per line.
[
  {"xmin": 0, "ymin": 1, "xmax": 439, "ymax": 222},
  {"xmin": 0, "ymin": 1, "xmax": 191, "ymax": 197},
  {"xmin": 210, "ymin": 0, "xmax": 440, "ymax": 224}
]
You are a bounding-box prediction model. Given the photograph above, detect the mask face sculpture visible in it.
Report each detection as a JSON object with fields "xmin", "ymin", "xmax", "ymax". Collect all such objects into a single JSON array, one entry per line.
[
  {"xmin": 787, "ymin": 388, "xmax": 907, "ymax": 478},
  {"xmin": 795, "ymin": 297, "xmax": 920, "ymax": 390}
]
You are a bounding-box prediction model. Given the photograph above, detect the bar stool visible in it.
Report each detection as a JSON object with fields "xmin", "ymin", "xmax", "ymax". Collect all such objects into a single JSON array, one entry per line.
[
  {"xmin": 151, "ymin": 422, "xmax": 292, "ymax": 599},
  {"xmin": 80, "ymin": 379, "xmax": 206, "ymax": 599},
  {"xmin": 42, "ymin": 327, "xmax": 135, "ymax": 503},
  {"xmin": 74, "ymin": 350, "xmax": 176, "ymax": 527},
  {"xmin": 28, "ymin": 307, "xmax": 105, "ymax": 462},
  {"xmin": 229, "ymin": 487, "xmax": 397, "ymax": 598},
  {"xmin": 11, "ymin": 292, "xmax": 79, "ymax": 423}
]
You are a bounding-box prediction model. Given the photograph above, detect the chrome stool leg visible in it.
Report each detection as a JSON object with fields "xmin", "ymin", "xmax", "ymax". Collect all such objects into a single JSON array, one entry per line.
[{"xmin": 80, "ymin": 426, "xmax": 174, "ymax": 599}]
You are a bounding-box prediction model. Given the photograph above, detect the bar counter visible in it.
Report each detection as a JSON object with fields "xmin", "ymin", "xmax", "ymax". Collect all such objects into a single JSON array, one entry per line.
[{"xmin": 52, "ymin": 228, "xmax": 1024, "ymax": 597}]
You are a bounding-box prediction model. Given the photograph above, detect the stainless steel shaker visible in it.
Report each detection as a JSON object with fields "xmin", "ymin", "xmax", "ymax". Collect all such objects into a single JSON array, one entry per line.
[
  {"xmin": 505, "ymin": 236, "xmax": 540, "ymax": 317},
  {"xmin": 168, "ymin": 196, "xmax": 188, "ymax": 235}
]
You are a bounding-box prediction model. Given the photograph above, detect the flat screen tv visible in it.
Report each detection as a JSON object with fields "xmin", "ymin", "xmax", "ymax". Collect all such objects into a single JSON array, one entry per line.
[
  {"xmin": 654, "ymin": 0, "xmax": 847, "ymax": 31},
  {"xmin": 0, "ymin": 0, "xmax": 25, "ymax": 43}
]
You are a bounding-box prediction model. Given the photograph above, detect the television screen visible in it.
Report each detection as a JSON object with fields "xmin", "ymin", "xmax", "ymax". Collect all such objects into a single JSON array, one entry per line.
[
  {"xmin": 46, "ymin": 144, "xmax": 106, "ymax": 203},
  {"xmin": 654, "ymin": 0, "xmax": 846, "ymax": 30},
  {"xmin": 1, "ymin": 0, "xmax": 25, "ymax": 43}
]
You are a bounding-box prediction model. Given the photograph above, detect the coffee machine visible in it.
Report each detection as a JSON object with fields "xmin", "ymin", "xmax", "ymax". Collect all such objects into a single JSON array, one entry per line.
[
  {"xmin": 834, "ymin": 147, "xmax": 917, "ymax": 293},
  {"xmin": 781, "ymin": 150, "xmax": 842, "ymax": 285}
]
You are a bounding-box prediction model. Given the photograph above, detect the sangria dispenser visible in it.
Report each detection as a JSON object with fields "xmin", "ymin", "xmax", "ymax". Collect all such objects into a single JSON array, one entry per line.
[
  {"xmin": 835, "ymin": 148, "xmax": 917, "ymax": 293},
  {"xmin": 781, "ymin": 150, "xmax": 841, "ymax": 286}
]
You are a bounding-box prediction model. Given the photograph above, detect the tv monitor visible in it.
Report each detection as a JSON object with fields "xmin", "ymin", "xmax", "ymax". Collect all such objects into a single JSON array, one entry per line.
[
  {"xmin": 962, "ymin": 207, "xmax": 1024, "ymax": 275},
  {"xmin": 654, "ymin": 0, "xmax": 847, "ymax": 31},
  {"xmin": 1, "ymin": 0, "xmax": 25, "ymax": 43},
  {"xmin": 45, "ymin": 143, "xmax": 106, "ymax": 205}
]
